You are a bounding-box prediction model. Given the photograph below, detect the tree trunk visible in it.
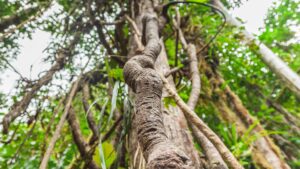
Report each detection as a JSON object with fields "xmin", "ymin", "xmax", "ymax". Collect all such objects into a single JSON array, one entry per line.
[
  {"xmin": 201, "ymin": 58, "xmax": 290, "ymax": 169},
  {"xmin": 212, "ymin": 0, "xmax": 300, "ymax": 98},
  {"xmin": 127, "ymin": 42, "xmax": 202, "ymax": 169},
  {"xmin": 156, "ymin": 43, "xmax": 202, "ymax": 168},
  {"xmin": 124, "ymin": 0, "xmax": 200, "ymax": 168}
]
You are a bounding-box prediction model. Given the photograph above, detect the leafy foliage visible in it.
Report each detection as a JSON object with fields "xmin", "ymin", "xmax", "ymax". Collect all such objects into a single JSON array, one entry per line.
[{"xmin": 0, "ymin": 0, "xmax": 299, "ymax": 168}]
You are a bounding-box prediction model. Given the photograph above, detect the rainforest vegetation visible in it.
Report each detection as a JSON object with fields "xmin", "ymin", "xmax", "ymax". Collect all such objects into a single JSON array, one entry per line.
[{"xmin": 0, "ymin": 0, "xmax": 299, "ymax": 168}]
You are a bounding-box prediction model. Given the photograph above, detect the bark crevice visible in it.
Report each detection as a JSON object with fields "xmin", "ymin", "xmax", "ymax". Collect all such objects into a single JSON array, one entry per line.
[{"xmin": 123, "ymin": 1, "xmax": 194, "ymax": 168}]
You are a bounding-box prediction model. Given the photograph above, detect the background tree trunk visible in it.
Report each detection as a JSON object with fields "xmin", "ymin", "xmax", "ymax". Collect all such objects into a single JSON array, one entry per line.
[
  {"xmin": 212, "ymin": 0, "xmax": 300, "ymax": 98},
  {"xmin": 200, "ymin": 56, "xmax": 290, "ymax": 169}
]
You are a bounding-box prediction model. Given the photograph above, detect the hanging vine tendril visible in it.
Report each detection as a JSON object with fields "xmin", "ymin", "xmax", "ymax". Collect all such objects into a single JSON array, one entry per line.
[{"xmin": 162, "ymin": 1, "xmax": 227, "ymax": 55}]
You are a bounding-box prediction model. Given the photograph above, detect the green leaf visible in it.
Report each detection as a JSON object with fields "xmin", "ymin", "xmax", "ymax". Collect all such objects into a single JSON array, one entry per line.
[
  {"xmin": 99, "ymin": 98, "xmax": 109, "ymax": 130},
  {"xmin": 108, "ymin": 68, "xmax": 124, "ymax": 81},
  {"xmin": 102, "ymin": 142, "xmax": 116, "ymax": 167},
  {"xmin": 98, "ymin": 139, "xmax": 107, "ymax": 169},
  {"xmin": 94, "ymin": 141, "xmax": 116, "ymax": 168},
  {"xmin": 106, "ymin": 81, "xmax": 119, "ymax": 128}
]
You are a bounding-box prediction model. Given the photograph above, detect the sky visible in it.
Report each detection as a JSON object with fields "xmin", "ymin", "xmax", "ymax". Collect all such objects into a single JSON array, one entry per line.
[
  {"xmin": 0, "ymin": 0, "xmax": 277, "ymax": 95},
  {"xmin": 230, "ymin": 0, "xmax": 277, "ymax": 34}
]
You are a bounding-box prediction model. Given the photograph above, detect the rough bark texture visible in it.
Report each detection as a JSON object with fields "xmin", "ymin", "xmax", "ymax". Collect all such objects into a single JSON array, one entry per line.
[
  {"xmin": 123, "ymin": 1, "xmax": 194, "ymax": 168},
  {"xmin": 127, "ymin": 43, "xmax": 202, "ymax": 169},
  {"xmin": 212, "ymin": 0, "xmax": 300, "ymax": 98},
  {"xmin": 156, "ymin": 42, "xmax": 202, "ymax": 168}
]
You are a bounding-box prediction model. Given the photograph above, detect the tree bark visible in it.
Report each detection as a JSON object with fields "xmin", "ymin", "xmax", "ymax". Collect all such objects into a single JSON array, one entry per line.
[
  {"xmin": 127, "ymin": 42, "xmax": 203, "ymax": 169},
  {"xmin": 156, "ymin": 42, "xmax": 202, "ymax": 168},
  {"xmin": 124, "ymin": 0, "xmax": 196, "ymax": 168}
]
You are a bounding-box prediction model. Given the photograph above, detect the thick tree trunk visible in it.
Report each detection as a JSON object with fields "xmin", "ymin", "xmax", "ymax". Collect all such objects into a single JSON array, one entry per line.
[
  {"xmin": 127, "ymin": 42, "xmax": 202, "ymax": 169},
  {"xmin": 156, "ymin": 43, "xmax": 202, "ymax": 168},
  {"xmin": 124, "ymin": 1, "xmax": 199, "ymax": 168},
  {"xmin": 212, "ymin": 0, "xmax": 300, "ymax": 98}
]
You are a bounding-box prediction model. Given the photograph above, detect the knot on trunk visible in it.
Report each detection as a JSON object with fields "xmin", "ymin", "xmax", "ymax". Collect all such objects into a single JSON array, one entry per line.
[
  {"xmin": 135, "ymin": 69, "xmax": 163, "ymax": 95},
  {"xmin": 123, "ymin": 54, "xmax": 160, "ymax": 92}
]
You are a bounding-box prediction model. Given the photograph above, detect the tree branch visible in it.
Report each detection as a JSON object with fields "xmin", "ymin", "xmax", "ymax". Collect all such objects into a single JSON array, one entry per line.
[
  {"xmin": 82, "ymin": 83, "xmax": 99, "ymax": 142},
  {"xmin": 160, "ymin": 74, "xmax": 243, "ymax": 169},
  {"xmin": 125, "ymin": 14, "xmax": 145, "ymax": 52},
  {"xmin": 0, "ymin": 2, "xmax": 52, "ymax": 41},
  {"xmin": 212, "ymin": 0, "xmax": 300, "ymax": 98},
  {"xmin": 39, "ymin": 78, "xmax": 80, "ymax": 169},
  {"xmin": 2, "ymin": 32, "xmax": 81, "ymax": 134},
  {"xmin": 67, "ymin": 107, "xmax": 99, "ymax": 169},
  {"xmin": 173, "ymin": 12, "xmax": 228, "ymax": 169}
]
